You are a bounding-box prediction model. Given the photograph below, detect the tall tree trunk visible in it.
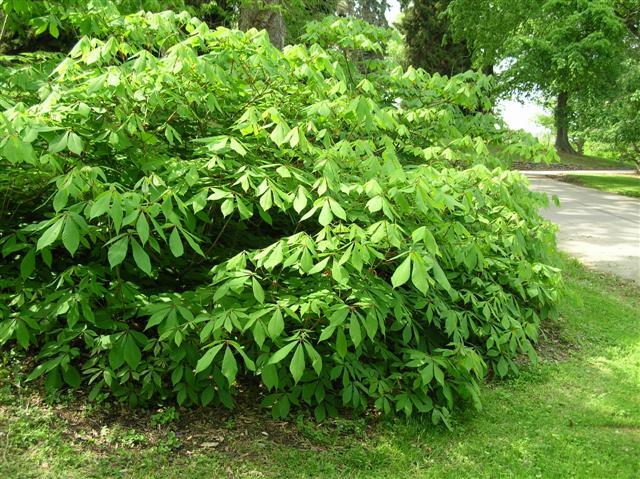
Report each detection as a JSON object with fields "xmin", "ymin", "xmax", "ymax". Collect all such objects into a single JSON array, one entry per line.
[
  {"xmin": 554, "ymin": 91, "xmax": 576, "ymax": 154},
  {"xmin": 239, "ymin": 0, "xmax": 287, "ymax": 49}
]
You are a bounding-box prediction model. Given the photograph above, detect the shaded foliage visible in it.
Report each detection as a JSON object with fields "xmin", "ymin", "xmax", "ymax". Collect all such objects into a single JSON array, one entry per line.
[{"xmin": 398, "ymin": 0, "xmax": 472, "ymax": 76}]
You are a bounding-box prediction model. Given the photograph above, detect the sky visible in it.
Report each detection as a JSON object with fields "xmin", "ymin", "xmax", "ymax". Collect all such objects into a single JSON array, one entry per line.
[{"xmin": 384, "ymin": 0, "xmax": 548, "ymax": 138}]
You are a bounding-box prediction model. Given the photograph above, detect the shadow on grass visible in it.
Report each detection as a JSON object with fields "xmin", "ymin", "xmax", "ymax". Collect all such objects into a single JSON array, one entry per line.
[{"xmin": 1, "ymin": 259, "xmax": 639, "ymax": 478}]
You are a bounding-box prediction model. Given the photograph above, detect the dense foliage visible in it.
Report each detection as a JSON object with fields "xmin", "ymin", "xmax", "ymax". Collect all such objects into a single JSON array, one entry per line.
[
  {"xmin": 398, "ymin": 0, "xmax": 472, "ymax": 76},
  {"xmin": 0, "ymin": 12, "xmax": 560, "ymax": 425}
]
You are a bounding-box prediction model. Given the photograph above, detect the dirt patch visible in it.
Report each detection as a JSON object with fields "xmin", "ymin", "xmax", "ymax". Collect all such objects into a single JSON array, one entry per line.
[
  {"xmin": 0, "ymin": 370, "xmax": 373, "ymax": 464},
  {"xmin": 536, "ymin": 318, "xmax": 578, "ymax": 362}
]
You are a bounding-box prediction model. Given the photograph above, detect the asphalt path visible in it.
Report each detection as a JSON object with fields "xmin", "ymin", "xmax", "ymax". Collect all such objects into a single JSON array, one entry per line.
[{"xmin": 525, "ymin": 175, "xmax": 640, "ymax": 283}]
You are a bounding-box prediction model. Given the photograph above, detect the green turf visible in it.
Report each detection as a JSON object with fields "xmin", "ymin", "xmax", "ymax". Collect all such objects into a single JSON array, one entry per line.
[
  {"xmin": 1, "ymin": 258, "xmax": 639, "ymax": 479},
  {"xmin": 562, "ymin": 174, "xmax": 640, "ymax": 198},
  {"xmin": 555, "ymin": 152, "xmax": 633, "ymax": 170}
]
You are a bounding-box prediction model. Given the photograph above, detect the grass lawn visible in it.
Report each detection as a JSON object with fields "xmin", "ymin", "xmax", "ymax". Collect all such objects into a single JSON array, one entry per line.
[
  {"xmin": 512, "ymin": 151, "xmax": 634, "ymax": 171},
  {"xmin": 555, "ymin": 152, "xmax": 633, "ymax": 170},
  {"xmin": 1, "ymin": 258, "xmax": 639, "ymax": 479},
  {"xmin": 561, "ymin": 174, "xmax": 640, "ymax": 198}
]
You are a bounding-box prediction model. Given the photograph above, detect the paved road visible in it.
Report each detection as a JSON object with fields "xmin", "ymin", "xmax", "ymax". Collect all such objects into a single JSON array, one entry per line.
[{"xmin": 526, "ymin": 176, "xmax": 640, "ymax": 283}]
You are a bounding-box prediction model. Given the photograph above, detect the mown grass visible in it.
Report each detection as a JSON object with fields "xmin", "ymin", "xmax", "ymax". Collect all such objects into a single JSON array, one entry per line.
[
  {"xmin": 562, "ymin": 174, "xmax": 640, "ymax": 198},
  {"xmin": 555, "ymin": 152, "xmax": 633, "ymax": 170},
  {"xmin": 1, "ymin": 258, "xmax": 639, "ymax": 479},
  {"xmin": 511, "ymin": 151, "xmax": 634, "ymax": 171}
]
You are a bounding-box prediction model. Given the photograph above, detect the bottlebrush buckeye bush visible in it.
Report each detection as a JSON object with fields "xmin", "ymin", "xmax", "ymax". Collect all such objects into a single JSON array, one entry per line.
[{"xmin": 0, "ymin": 12, "xmax": 560, "ymax": 426}]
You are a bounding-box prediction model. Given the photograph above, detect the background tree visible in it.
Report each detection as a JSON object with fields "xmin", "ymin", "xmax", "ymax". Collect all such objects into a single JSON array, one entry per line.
[
  {"xmin": 570, "ymin": 57, "xmax": 640, "ymax": 168},
  {"xmin": 447, "ymin": 0, "xmax": 629, "ymax": 154},
  {"xmin": 238, "ymin": 0, "xmax": 287, "ymax": 48},
  {"xmin": 336, "ymin": 0, "xmax": 389, "ymax": 26},
  {"xmin": 398, "ymin": 0, "xmax": 472, "ymax": 76}
]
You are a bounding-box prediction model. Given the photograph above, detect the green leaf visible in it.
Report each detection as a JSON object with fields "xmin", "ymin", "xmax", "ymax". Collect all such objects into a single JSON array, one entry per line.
[
  {"xmin": 221, "ymin": 347, "xmax": 238, "ymax": 385},
  {"xmin": 253, "ymin": 321, "xmax": 266, "ymax": 348},
  {"xmin": 2, "ymin": 135, "xmax": 36, "ymax": 164},
  {"xmin": 293, "ymin": 187, "xmax": 308, "ymax": 213},
  {"xmin": 195, "ymin": 344, "xmax": 223, "ymax": 373},
  {"xmin": 48, "ymin": 132, "xmax": 68, "ymax": 153},
  {"xmin": 90, "ymin": 191, "xmax": 112, "ymax": 218},
  {"xmin": 329, "ymin": 199, "xmax": 347, "ymax": 220},
  {"xmin": 201, "ymin": 385, "xmax": 215, "ymax": 405},
  {"xmin": 36, "ymin": 218, "xmax": 64, "ymax": 251},
  {"xmin": 221, "ymin": 198, "xmax": 235, "ymax": 217},
  {"xmin": 268, "ymin": 309, "xmax": 284, "ymax": 338},
  {"xmin": 123, "ymin": 335, "xmax": 141, "ymax": 369},
  {"xmin": 131, "ymin": 239, "xmax": 152, "ymax": 275},
  {"xmin": 261, "ymin": 364, "xmax": 278, "ymax": 390},
  {"xmin": 136, "ymin": 213, "xmax": 149, "ymax": 244},
  {"xmin": 270, "ymin": 123, "xmax": 289, "ymax": 146},
  {"xmin": 229, "ymin": 138, "xmax": 247, "ymax": 156},
  {"xmin": 169, "ymin": 228, "xmax": 184, "ymax": 257},
  {"xmin": 268, "ymin": 341, "xmax": 297, "ymax": 365},
  {"xmin": 109, "ymin": 341, "xmax": 125, "ymax": 369},
  {"xmin": 391, "ymin": 256, "xmax": 411, "ymax": 288},
  {"xmin": 496, "ymin": 358, "xmax": 509, "ymax": 377},
  {"xmin": 108, "ymin": 236, "xmax": 128, "ymax": 268},
  {"xmin": 411, "ymin": 254, "xmax": 429, "ymax": 295},
  {"xmin": 304, "ymin": 343, "xmax": 323, "ymax": 375},
  {"xmin": 61, "ymin": 217, "xmax": 80, "ymax": 256},
  {"xmin": 252, "ymin": 277, "xmax": 265, "ymax": 303},
  {"xmin": 318, "ymin": 201, "xmax": 333, "ymax": 226},
  {"xmin": 287, "ymin": 127, "xmax": 300, "ymax": 147},
  {"xmin": 62, "ymin": 366, "xmax": 81, "ymax": 388},
  {"xmin": 20, "ymin": 249, "xmax": 36, "ymax": 279},
  {"xmin": 348, "ymin": 314, "xmax": 362, "ymax": 347},
  {"xmin": 49, "ymin": 21, "xmax": 59, "ymax": 38},
  {"xmin": 67, "ymin": 132, "xmax": 83, "ymax": 155},
  {"xmin": 434, "ymin": 364, "xmax": 445, "ymax": 385},
  {"xmin": 16, "ymin": 320, "xmax": 30, "ymax": 348},
  {"xmin": 367, "ymin": 196, "xmax": 383, "ymax": 213},
  {"xmin": 421, "ymin": 363, "xmax": 434, "ymax": 384},
  {"xmin": 336, "ymin": 328, "xmax": 347, "ymax": 357},
  {"xmin": 289, "ymin": 344, "xmax": 305, "ymax": 383},
  {"xmin": 433, "ymin": 261, "xmax": 451, "ymax": 291},
  {"xmin": 52, "ymin": 189, "xmax": 68, "ymax": 212},
  {"xmin": 308, "ymin": 257, "xmax": 330, "ymax": 275},
  {"xmin": 182, "ymin": 230, "xmax": 205, "ymax": 256}
]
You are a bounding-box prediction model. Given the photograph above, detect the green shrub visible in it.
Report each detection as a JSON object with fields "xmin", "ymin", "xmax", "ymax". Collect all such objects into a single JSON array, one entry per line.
[{"xmin": 0, "ymin": 13, "xmax": 560, "ymax": 426}]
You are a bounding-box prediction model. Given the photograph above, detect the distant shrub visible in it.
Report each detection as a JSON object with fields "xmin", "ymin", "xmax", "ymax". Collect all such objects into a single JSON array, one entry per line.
[{"xmin": 0, "ymin": 13, "xmax": 560, "ymax": 426}]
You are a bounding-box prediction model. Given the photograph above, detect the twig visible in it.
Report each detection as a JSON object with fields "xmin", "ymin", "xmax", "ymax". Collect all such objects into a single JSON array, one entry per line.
[{"xmin": 0, "ymin": 12, "xmax": 8, "ymax": 46}]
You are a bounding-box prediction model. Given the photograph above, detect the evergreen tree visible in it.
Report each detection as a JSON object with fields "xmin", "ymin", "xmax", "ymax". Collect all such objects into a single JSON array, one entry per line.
[{"xmin": 398, "ymin": 0, "xmax": 472, "ymax": 76}]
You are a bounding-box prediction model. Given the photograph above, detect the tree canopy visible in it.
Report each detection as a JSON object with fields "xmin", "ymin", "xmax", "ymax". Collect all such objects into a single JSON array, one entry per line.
[
  {"xmin": 446, "ymin": 0, "xmax": 631, "ymax": 154},
  {"xmin": 398, "ymin": 0, "xmax": 472, "ymax": 76}
]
